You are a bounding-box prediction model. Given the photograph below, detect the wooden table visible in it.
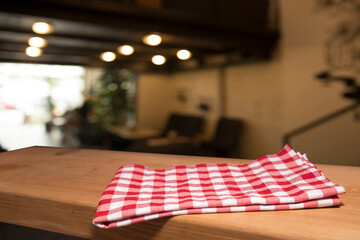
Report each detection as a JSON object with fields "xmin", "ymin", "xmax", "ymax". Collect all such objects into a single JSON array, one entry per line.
[
  {"xmin": 105, "ymin": 126, "xmax": 159, "ymax": 139},
  {"xmin": 0, "ymin": 147, "xmax": 359, "ymax": 240}
]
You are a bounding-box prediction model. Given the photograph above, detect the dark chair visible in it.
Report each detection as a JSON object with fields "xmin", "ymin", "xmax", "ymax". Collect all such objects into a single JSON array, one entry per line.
[
  {"xmin": 130, "ymin": 113, "xmax": 204, "ymax": 154},
  {"xmin": 160, "ymin": 113, "xmax": 183, "ymax": 137},
  {"xmin": 160, "ymin": 113, "xmax": 204, "ymax": 138},
  {"xmin": 201, "ymin": 117, "xmax": 242, "ymax": 157},
  {"xmin": 177, "ymin": 115, "xmax": 204, "ymax": 137}
]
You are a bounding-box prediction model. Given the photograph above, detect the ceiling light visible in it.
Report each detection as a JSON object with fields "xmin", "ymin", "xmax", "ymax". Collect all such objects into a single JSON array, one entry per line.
[
  {"xmin": 143, "ymin": 34, "xmax": 162, "ymax": 46},
  {"xmin": 152, "ymin": 55, "xmax": 166, "ymax": 65},
  {"xmin": 26, "ymin": 47, "xmax": 42, "ymax": 57},
  {"xmin": 28, "ymin": 37, "xmax": 47, "ymax": 48},
  {"xmin": 118, "ymin": 45, "xmax": 134, "ymax": 55},
  {"xmin": 100, "ymin": 51, "xmax": 116, "ymax": 62},
  {"xmin": 177, "ymin": 49, "xmax": 192, "ymax": 60},
  {"xmin": 32, "ymin": 22, "xmax": 52, "ymax": 34}
]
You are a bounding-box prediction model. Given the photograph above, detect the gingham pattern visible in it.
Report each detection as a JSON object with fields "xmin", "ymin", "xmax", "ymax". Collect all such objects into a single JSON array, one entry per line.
[{"xmin": 93, "ymin": 145, "xmax": 345, "ymax": 228}]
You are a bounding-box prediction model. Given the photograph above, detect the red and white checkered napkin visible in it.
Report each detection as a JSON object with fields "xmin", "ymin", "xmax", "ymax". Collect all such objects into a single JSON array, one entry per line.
[{"xmin": 93, "ymin": 145, "xmax": 345, "ymax": 228}]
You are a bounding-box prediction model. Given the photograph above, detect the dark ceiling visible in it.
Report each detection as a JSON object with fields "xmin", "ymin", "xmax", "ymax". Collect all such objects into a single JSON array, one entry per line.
[{"xmin": 0, "ymin": 0, "xmax": 279, "ymax": 72}]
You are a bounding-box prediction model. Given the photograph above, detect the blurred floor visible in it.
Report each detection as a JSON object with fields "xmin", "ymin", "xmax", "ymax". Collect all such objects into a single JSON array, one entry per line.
[{"xmin": 0, "ymin": 123, "xmax": 63, "ymax": 151}]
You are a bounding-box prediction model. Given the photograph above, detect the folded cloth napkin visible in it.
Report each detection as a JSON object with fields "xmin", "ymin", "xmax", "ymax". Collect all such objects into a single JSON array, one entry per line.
[{"xmin": 93, "ymin": 144, "xmax": 345, "ymax": 228}]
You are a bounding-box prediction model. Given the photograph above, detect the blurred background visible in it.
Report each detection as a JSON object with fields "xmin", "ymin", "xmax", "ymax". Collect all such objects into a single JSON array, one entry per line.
[{"xmin": 0, "ymin": 0, "xmax": 359, "ymax": 166}]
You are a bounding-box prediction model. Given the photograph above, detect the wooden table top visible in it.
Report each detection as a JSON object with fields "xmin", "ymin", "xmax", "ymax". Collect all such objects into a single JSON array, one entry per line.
[
  {"xmin": 105, "ymin": 126, "xmax": 159, "ymax": 139},
  {"xmin": 0, "ymin": 147, "xmax": 359, "ymax": 240}
]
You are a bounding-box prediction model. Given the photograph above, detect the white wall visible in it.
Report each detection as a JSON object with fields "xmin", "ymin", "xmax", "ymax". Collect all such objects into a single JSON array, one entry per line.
[
  {"xmin": 136, "ymin": 0, "xmax": 360, "ymax": 165},
  {"xmin": 136, "ymin": 73, "xmax": 172, "ymax": 130},
  {"xmin": 168, "ymin": 69, "xmax": 221, "ymax": 138},
  {"xmin": 136, "ymin": 69, "xmax": 221, "ymax": 138},
  {"xmin": 280, "ymin": 0, "xmax": 360, "ymax": 166},
  {"xmin": 225, "ymin": 56, "xmax": 283, "ymax": 158}
]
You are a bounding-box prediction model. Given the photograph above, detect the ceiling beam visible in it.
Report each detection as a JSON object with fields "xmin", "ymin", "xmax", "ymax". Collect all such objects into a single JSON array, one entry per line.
[
  {"xmin": 36, "ymin": 0, "xmax": 276, "ymax": 39},
  {"xmin": 0, "ymin": 28, "xmax": 222, "ymax": 57},
  {"xmin": 0, "ymin": 23, "xmax": 226, "ymax": 52},
  {"xmin": 0, "ymin": 40, "xmax": 183, "ymax": 63},
  {"xmin": 0, "ymin": 1, "xmax": 279, "ymax": 72},
  {"xmin": 0, "ymin": 1, "xmax": 278, "ymax": 47}
]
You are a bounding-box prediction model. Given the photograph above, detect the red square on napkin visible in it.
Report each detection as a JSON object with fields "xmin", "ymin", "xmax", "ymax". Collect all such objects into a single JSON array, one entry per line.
[{"xmin": 93, "ymin": 145, "xmax": 345, "ymax": 228}]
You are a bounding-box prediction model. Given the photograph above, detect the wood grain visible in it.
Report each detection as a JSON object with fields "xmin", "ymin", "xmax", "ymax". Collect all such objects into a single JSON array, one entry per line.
[{"xmin": 0, "ymin": 146, "xmax": 359, "ymax": 240}]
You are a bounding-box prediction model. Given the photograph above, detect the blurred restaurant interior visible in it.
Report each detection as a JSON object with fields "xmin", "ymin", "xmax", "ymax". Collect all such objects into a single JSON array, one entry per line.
[{"xmin": 0, "ymin": 0, "xmax": 359, "ymax": 166}]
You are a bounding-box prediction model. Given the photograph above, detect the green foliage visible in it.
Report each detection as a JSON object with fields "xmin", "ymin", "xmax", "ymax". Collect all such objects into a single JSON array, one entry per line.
[{"xmin": 91, "ymin": 69, "xmax": 136, "ymax": 125}]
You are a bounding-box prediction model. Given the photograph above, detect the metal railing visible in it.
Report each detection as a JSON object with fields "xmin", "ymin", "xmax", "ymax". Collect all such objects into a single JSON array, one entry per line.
[{"xmin": 283, "ymin": 103, "xmax": 360, "ymax": 145}]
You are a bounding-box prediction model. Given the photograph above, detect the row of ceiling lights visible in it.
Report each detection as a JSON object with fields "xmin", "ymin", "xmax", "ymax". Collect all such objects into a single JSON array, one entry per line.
[
  {"xmin": 25, "ymin": 22, "xmax": 51, "ymax": 57},
  {"xmin": 25, "ymin": 22, "xmax": 192, "ymax": 65},
  {"xmin": 99, "ymin": 33, "xmax": 192, "ymax": 65}
]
